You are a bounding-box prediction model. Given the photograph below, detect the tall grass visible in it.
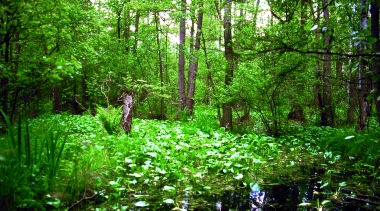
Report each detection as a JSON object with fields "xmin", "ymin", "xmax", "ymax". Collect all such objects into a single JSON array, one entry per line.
[{"xmin": 0, "ymin": 111, "xmax": 67, "ymax": 209}]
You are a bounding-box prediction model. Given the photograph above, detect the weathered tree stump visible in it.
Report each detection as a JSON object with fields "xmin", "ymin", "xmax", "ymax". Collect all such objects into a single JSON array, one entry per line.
[{"xmin": 121, "ymin": 93, "xmax": 133, "ymax": 134}]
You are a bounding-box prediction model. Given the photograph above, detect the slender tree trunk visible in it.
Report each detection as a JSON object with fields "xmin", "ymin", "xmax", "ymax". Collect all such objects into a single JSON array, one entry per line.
[
  {"xmin": 321, "ymin": 0, "xmax": 334, "ymax": 127},
  {"xmin": 178, "ymin": 0, "xmax": 186, "ymax": 112},
  {"xmin": 133, "ymin": 11, "xmax": 140, "ymax": 55},
  {"xmin": 221, "ymin": 0, "xmax": 234, "ymax": 130},
  {"xmin": 357, "ymin": 0, "xmax": 370, "ymax": 131},
  {"xmin": 154, "ymin": 11, "xmax": 165, "ymax": 119},
  {"xmin": 347, "ymin": 32, "xmax": 357, "ymax": 125},
  {"xmin": 371, "ymin": 0, "xmax": 380, "ymax": 122},
  {"xmin": 186, "ymin": 1, "xmax": 203, "ymax": 116},
  {"xmin": 1, "ymin": 33, "xmax": 10, "ymax": 115},
  {"xmin": 124, "ymin": 6, "xmax": 130, "ymax": 52}
]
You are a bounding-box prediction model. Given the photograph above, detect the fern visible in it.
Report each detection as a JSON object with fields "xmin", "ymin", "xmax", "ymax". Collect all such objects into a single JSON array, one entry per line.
[{"xmin": 96, "ymin": 106, "xmax": 122, "ymax": 134}]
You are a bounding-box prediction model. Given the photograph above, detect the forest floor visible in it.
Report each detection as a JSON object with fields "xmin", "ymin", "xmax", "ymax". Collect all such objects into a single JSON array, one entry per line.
[{"xmin": 1, "ymin": 108, "xmax": 380, "ymax": 210}]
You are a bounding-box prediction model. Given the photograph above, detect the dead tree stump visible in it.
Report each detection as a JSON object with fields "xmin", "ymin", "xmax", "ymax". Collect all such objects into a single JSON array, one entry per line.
[{"xmin": 121, "ymin": 93, "xmax": 133, "ymax": 134}]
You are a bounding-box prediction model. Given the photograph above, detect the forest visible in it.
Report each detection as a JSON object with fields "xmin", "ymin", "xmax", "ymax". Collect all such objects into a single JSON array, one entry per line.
[{"xmin": 1, "ymin": 0, "xmax": 380, "ymax": 210}]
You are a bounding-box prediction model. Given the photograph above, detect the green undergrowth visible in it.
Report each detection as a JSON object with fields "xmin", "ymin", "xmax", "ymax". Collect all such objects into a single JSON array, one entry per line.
[{"xmin": 1, "ymin": 109, "xmax": 379, "ymax": 210}]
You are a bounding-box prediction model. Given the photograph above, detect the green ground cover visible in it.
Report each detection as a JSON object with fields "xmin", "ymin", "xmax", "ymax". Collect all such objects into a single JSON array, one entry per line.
[{"xmin": 1, "ymin": 107, "xmax": 379, "ymax": 210}]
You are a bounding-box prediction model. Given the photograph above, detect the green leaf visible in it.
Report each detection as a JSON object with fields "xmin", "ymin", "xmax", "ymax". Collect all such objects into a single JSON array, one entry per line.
[
  {"xmin": 367, "ymin": 36, "xmax": 377, "ymax": 44},
  {"xmin": 298, "ymin": 202, "xmax": 312, "ymax": 207},
  {"xmin": 321, "ymin": 200, "xmax": 333, "ymax": 206},
  {"xmin": 146, "ymin": 152, "xmax": 157, "ymax": 157},
  {"xmin": 310, "ymin": 25, "xmax": 318, "ymax": 31},
  {"xmin": 345, "ymin": 136, "xmax": 355, "ymax": 140},
  {"xmin": 163, "ymin": 186, "xmax": 175, "ymax": 192},
  {"xmin": 304, "ymin": 22, "xmax": 313, "ymax": 31},
  {"xmin": 135, "ymin": 201, "xmax": 149, "ymax": 207},
  {"xmin": 234, "ymin": 173, "xmax": 243, "ymax": 180},
  {"xmin": 163, "ymin": 199, "xmax": 174, "ymax": 204}
]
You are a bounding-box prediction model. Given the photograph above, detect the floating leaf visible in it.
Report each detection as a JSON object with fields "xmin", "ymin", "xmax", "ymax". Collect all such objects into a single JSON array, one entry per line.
[
  {"xmin": 135, "ymin": 201, "xmax": 149, "ymax": 207},
  {"xmin": 250, "ymin": 183, "xmax": 260, "ymax": 191}
]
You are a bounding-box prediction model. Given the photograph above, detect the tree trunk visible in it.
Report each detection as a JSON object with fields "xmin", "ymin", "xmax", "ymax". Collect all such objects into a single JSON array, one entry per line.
[
  {"xmin": 321, "ymin": 0, "xmax": 334, "ymax": 127},
  {"xmin": 178, "ymin": 0, "xmax": 186, "ymax": 112},
  {"xmin": 221, "ymin": 0, "xmax": 234, "ymax": 130},
  {"xmin": 357, "ymin": 0, "xmax": 370, "ymax": 131},
  {"xmin": 133, "ymin": 11, "xmax": 140, "ymax": 55},
  {"xmin": 121, "ymin": 93, "xmax": 133, "ymax": 134},
  {"xmin": 186, "ymin": 1, "xmax": 203, "ymax": 116},
  {"xmin": 154, "ymin": 11, "xmax": 165, "ymax": 119},
  {"xmin": 1, "ymin": 32, "xmax": 10, "ymax": 115},
  {"xmin": 347, "ymin": 58, "xmax": 358, "ymax": 125},
  {"xmin": 371, "ymin": 0, "xmax": 380, "ymax": 122},
  {"xmin": 53, "ymin": 86, "xmax": 61, "ymax": 113}
]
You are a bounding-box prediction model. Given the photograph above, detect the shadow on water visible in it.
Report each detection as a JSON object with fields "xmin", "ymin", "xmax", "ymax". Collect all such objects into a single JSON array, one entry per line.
[{"xmin": 79, "ymin": 168, "xmax": 380, "ymax": 210}]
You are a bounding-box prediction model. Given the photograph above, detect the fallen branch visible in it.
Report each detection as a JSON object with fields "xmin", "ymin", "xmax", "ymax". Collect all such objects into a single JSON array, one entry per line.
[
  {"xmin": 346, "ymin": 196, "xmax": 380, "ymax": 206},
  {"xmin": 68, "ymin": 192, "xmax": 99, "ymax": 210}
]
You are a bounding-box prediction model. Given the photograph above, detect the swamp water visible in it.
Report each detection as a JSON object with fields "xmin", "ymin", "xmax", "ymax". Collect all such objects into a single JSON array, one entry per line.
[{"xmin": 78, "ymin": 167, "xmax": 379, "ymax": 211}]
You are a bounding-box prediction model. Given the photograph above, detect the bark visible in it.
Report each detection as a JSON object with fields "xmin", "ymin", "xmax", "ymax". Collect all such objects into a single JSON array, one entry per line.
[
  {"xmin": 221, "ymin": 0, "xmax": 234, "ymax": 130},
  {"xmin": 178, "ymin": 0, "xmax": 186, "ymax": 111},
  {"xmin": 321, "ymin": 0, "xmax": 334, "ymax": 127},
  {"xmin": 357, "ymin": 0, "xmax": 370, "ymax": 131},
  {"xmin": 347, "ymin": 32, "xmax": 357, "ymax": 124},
  {"xmin": 133, "ymin": 11, "xmax": 140, "ymax": 55},
  {"xmin": 186, "ymin": 1, "xmax": 203, "ymax": 116},
  {"xmin": 154, "ymin": 11, "xmax": 165, "ymax": 119},
  {"xmin": 124, "ymin": 6, "xmax": 130, "ymax": 52},
  {"xmin": 1, "ymin": 32, "xmax": 10, "ymax": 115},
  {"xmin": 53, "ymin": 86, "xmax": 61, "ymax": 113},
  {"xmin": 120, "ymin": 93, "xmax": 133, "ymax": 134},
  {"xmin": 371, "ymin": 0, "xmax": 380, "ymax": 122}
]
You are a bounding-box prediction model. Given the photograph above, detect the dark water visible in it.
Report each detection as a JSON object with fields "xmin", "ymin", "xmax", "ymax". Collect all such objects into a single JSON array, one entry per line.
[{"xmin": 79, "ymin": 169, "xmax": 379, "ymax": 211}]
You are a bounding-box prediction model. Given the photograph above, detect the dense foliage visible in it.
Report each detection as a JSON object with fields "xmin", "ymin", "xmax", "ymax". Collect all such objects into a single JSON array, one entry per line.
[{"xmin": 1, "ymin": 0, "xmax": 380, "ymax": 210}]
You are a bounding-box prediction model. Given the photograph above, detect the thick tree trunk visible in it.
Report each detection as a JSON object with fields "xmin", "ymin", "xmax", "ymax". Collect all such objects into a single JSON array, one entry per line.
[
  {"xmin": 178, "ymin": 0, "xmax": 186, "ymax": 112},
  {"xmin": 186, "ymin": 1, "xmax": 203, "ymax": 116},
  {"xmin": 321, "ymin": 0, "xmax": 334, "ymax": 127},
  {"xmin": 371, "ymin": 0, "xmax": 380, "ymax": 122},
  {"xmin": 121, "ymin": 93, "xmax": 133, "ymax": 134},
  {"xmin": 221, "ymin": 0, "xmax": 234, "ymax": 130}
]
